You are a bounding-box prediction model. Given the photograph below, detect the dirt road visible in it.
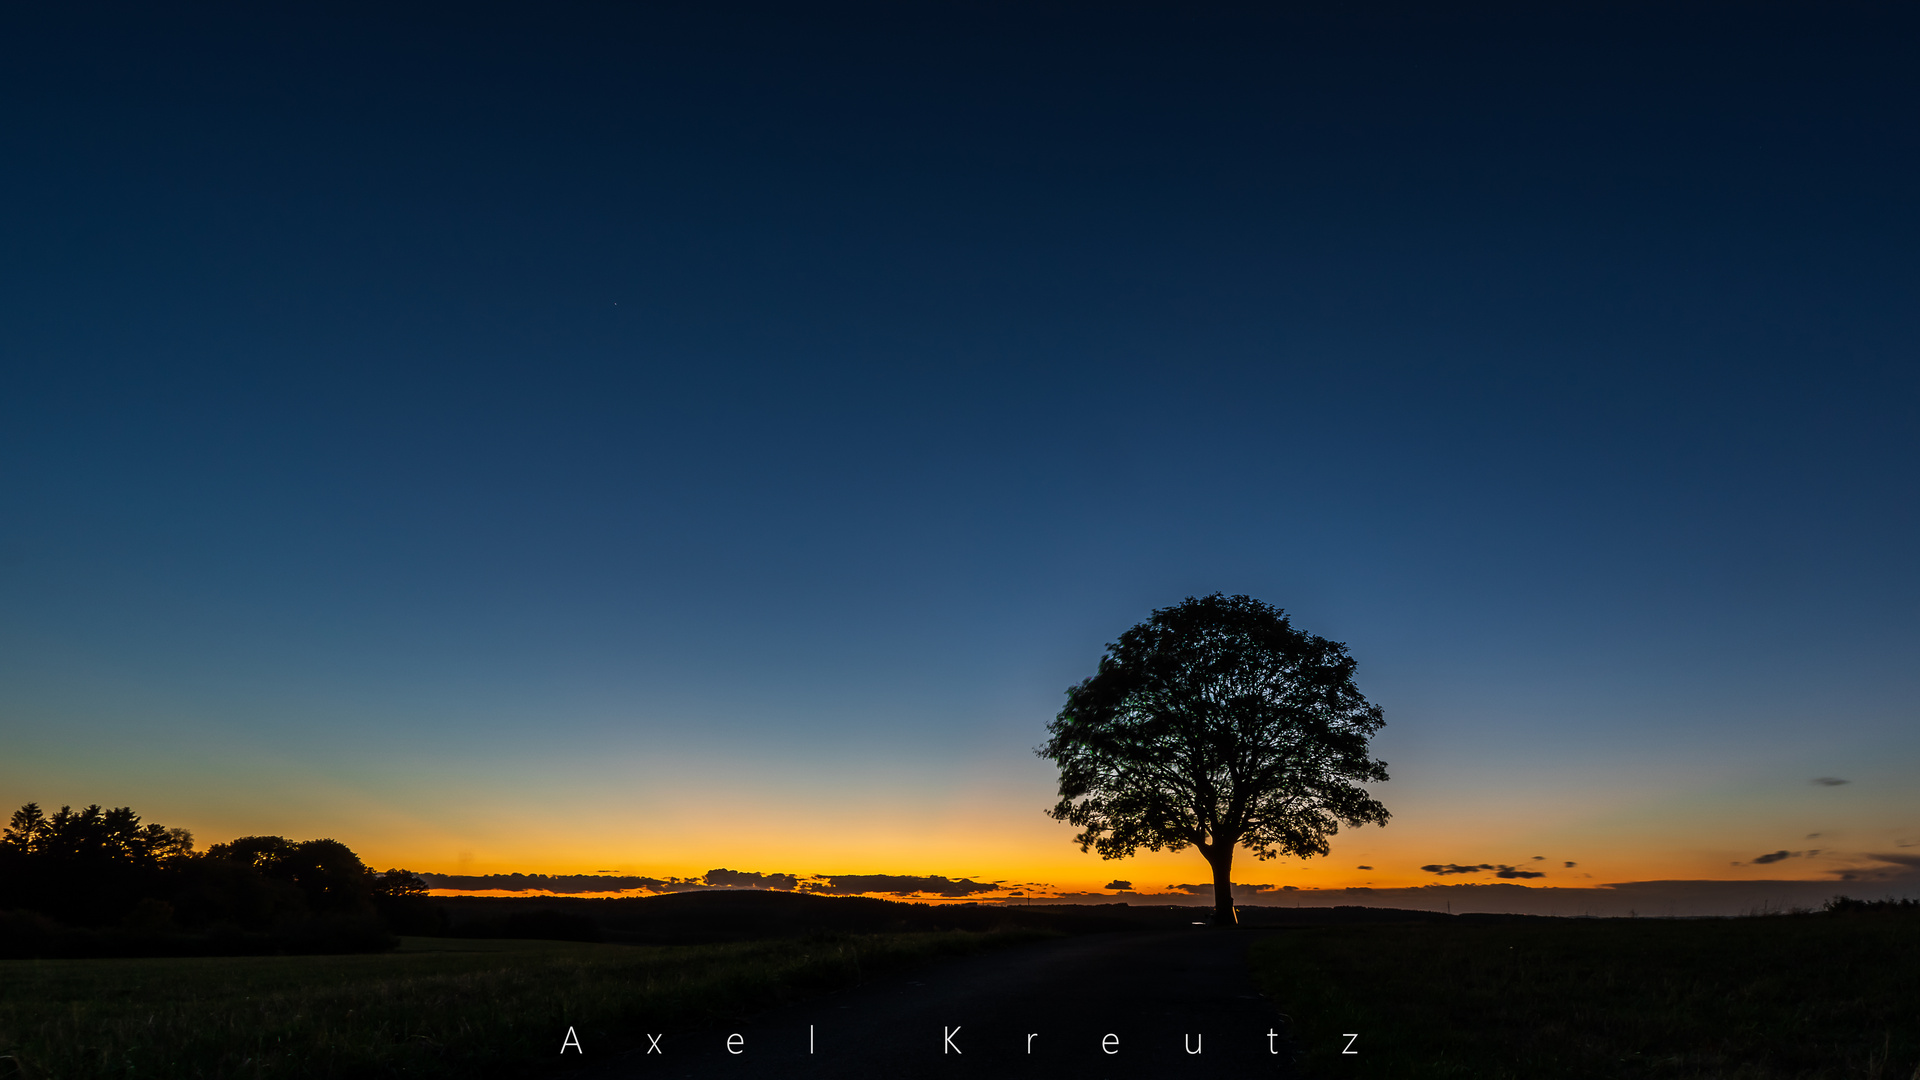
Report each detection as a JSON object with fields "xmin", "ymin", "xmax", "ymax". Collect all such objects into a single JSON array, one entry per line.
[{"xmin": 602, "ymin": 927, "xmax": 1299, "ymax": 1078}]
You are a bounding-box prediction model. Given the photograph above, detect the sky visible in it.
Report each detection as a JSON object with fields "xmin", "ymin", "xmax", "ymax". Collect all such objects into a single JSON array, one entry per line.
[{"xmin": 3, "ymin": 1, "xmax": 1917, "ymax": 912}]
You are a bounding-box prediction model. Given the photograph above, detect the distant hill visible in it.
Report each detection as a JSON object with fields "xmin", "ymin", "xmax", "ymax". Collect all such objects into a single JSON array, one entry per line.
[{"xmin": 431, "ymin": 889, "xmax": 1498, "ymax": 944}]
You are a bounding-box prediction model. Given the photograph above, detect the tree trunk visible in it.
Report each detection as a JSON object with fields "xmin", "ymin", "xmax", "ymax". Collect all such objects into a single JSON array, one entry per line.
[{"xmin": 1209, "ymin": 848, "xmax": 1237, "ymax": 926}]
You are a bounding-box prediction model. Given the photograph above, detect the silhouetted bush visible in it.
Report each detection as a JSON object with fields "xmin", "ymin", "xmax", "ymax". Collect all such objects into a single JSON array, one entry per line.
[
  {"xmin": 371, "ymin": 867, "xmax": 448, "ymax": 934},
  {"xmin": 1825, "ymin": 895, "xmax": 1920, "ymax": 915},
  {"xmin": 0, "ymin": 908, "xmax": 62, "ymax": 958},
  {"xmin": 452, "ymin": 908, "xmax": 602, "ymax": 942},
  {"xmin": 377, "ymin": 894, "xmax": 451, "ymax": 935},
  {"xmin": 279, "ymin": 913, "xmax": 401, "ymax": 954}
]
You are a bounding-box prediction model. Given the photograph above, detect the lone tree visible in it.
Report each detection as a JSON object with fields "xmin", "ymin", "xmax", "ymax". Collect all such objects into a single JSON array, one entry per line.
[{"xmin": 1039, "ymin": 594, "xmax": 1390, "ymax": 925}]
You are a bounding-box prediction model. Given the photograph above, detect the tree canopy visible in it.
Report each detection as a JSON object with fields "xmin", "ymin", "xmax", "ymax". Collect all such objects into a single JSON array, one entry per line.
[
  {"xmin": 1, "ymin": 801, "xmax": 443, "ymax": 951},
  {"xmin": 1039, "ymin": 594, "xmax": 1390, "ymax": 924}
]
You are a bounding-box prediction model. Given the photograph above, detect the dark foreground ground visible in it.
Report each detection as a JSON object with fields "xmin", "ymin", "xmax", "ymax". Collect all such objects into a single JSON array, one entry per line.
[
  {"xmin": 0, "ymin": 931, "xmax": 1039, "ymax": 1080},
  {"xmin": 590, "ymin": 928, "xmax": 1292, "ymax": 1080},
  {"xmin": 7, "ymin": 896, "xmax": 1914, "ymax": 1079},
  {"xmin": 1256, "ymin": 912, "xmax": 1920, "ymax": 1080}
]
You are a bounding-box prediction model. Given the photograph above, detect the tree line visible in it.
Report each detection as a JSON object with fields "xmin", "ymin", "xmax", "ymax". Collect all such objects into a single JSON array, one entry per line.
[{"xmin": 0, "ymin": 801, "xmax": 442, "ymax": 955}]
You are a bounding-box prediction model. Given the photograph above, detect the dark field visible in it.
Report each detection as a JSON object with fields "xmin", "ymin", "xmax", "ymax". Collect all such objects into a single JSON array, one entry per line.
[
  {"xmin": 8, "ymin": 897, "xmax": 1915, "ymax": 1080},
  {"xmin": 1251, "ymin": 912, "xmax": 1920, "ymax": 1079},
  {"xmin": 0, "ymin": 929, "xmax": 1045, "ymax": 1080}
]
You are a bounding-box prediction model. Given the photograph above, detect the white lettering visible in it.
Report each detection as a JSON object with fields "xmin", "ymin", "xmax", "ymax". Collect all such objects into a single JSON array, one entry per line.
[
  {"xmin": 1343, "ymin": 1033, "xmax": 1359, "ymax": 1055},
  {"xmin": 1103, "ymin": 1033, "xmax": 1119, "ymax": 1055},
  {"xmin": 727, "ymin": 1034, "xmax": 743, "ymax": 1055},
  {"xmin": 646, "ymin": 1034, "xmax": 662, "ymax": 1054},
  {"xmin": 944, "ymin": 1026, "xmax": 962, "ymax": 1054},
  {"xmin": 559, "ymin": 1027, "xmax": 582, "ymax": 1054},
  {"xmin": 1185, "ymin": 1033, "xmax": 1202, "ymax": 1054},
  {"xmin": 810, "ymin": 1024, "xmax": 815, "ymax": 1054},
  {"xmin": 1027, "ymin": 1033, "xmax": 1038, "ymax": 1054},
  {"xmin": 1268, "ymin": 1029, "xmax": 1280, "ymax": 1054}
]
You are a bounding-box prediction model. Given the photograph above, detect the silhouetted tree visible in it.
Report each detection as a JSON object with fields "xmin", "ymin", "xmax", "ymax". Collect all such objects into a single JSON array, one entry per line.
[
  {"xmin": 370, "ymin": 868, "xmax": 446, "ymax": 934},
  {"xmin": 373, "ymin": 868, "xmax": 430, "ymax": 900},
  {"xmin": 2, "ymin": 803, "xmax": 429, "ymax": 951},
  {"xmin": 169, "ymin": 848, "xmax": 304, "ymax": 929},
  {"xmin": 205, "ymin": 834, "xmax": 298, "ymax": 870},
  {"xmin": 206, "ymin": 836, "xmax": 377, "ymax": 915},
  {"xmin": 1039, "ymin": 594, "xmax": 1390, "ymax": 925},
  {"xmin": 1, "ymin": 803, "xmax": 191, "ymax": 925}
]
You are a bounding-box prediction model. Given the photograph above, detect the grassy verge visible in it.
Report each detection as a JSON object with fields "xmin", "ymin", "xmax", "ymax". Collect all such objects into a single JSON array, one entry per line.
[
  {"xmin": 0, "ymin": 928, "xmax": 1047, "ymax": 1080},
  {"xmin": 1250, "ymin": 914, "xmax": 1920, "ymax": 1080}
]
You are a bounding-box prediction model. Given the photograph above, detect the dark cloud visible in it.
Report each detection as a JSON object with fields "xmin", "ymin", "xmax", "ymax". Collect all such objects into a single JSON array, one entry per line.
[
  {"xmin": 799, "ymin": 874, "xmax": 1000, "ymax": 897},
  {"xmin": 1825, "ymin": 855, "xmax": 1920, "ymax": 883},
  {"xmin": 703, "ymin": 868, "xmax": 798, "ymax": 890},
  {"xmin": 1750, "ymin": 850, "xmax": 1794, "ymax": 865},
  {"xmin": 1532, "ymin": 856, "xmax": 1546, "ymax": 861},
  {"xmin": 1104, "ymin": 880, "xmax": 1133, "ymax": 891},
  {"xmin": 1812, "ymin": 777, "xmax": 1850, "ymax": 786},
  {"xmin": 421, "ymin": 872, "xmax": 667, "ymax": 893},
  {"xmin": 1356, "ymin": 865, "xmax": 1373, "ymax": 870},
  {"xmin": 1165, "ymin": 883, "xmax": 1278, "ymax": 896},
  {"xmin": 425, "ymin": 868, "xmax": 1012, "ymax": 897},
  {"xmin": 1564, "ymin": 861, "xmax": 1577, "ymax": 868},
  {"xmin": 1419, "ymin": 862, "xmax": 1546, "ymax": 879}
]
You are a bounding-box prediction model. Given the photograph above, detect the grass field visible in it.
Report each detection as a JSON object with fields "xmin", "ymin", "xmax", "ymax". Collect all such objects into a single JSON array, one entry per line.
[
  {"xmin": 1250, "ymin": 913, "xmax": 1920, "ymax": 1079},
  {"xmin": 0, "ymin": 929, "xmax": 1045, "ymax": 1080}
]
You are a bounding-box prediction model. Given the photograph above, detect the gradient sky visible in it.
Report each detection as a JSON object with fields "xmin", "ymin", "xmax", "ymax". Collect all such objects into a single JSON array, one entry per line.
[{"xmin": 3, "ymin": 2, "xmax": 1917, "ymax": 904}]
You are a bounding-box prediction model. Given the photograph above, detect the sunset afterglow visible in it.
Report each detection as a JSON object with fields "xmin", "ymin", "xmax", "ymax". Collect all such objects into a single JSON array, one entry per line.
[{"xmin": 3, "ymin": 3, "xmax": 1915, "ymax": 921}]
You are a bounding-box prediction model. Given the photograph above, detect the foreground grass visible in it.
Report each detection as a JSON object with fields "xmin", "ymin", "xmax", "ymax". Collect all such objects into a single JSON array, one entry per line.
[
  {"xmin": 1251, "ymin": 914, "xmax": 1920, "ymax": 1080},
  {"xmin": 0, "ymin": 929, "xmax": 1046, "ymax": 1080}
]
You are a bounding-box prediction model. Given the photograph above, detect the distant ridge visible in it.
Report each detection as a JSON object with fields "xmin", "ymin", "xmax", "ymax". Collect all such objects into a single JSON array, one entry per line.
[{"xmin": 423, "ymin": 872, "xmax": 670, "ymax": 893}]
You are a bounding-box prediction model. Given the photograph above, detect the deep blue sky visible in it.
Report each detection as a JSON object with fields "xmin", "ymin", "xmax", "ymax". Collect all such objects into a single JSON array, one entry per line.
[{"xmin": 3, "ymin": 2, "xmax": 1915, "ymax": 893}]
